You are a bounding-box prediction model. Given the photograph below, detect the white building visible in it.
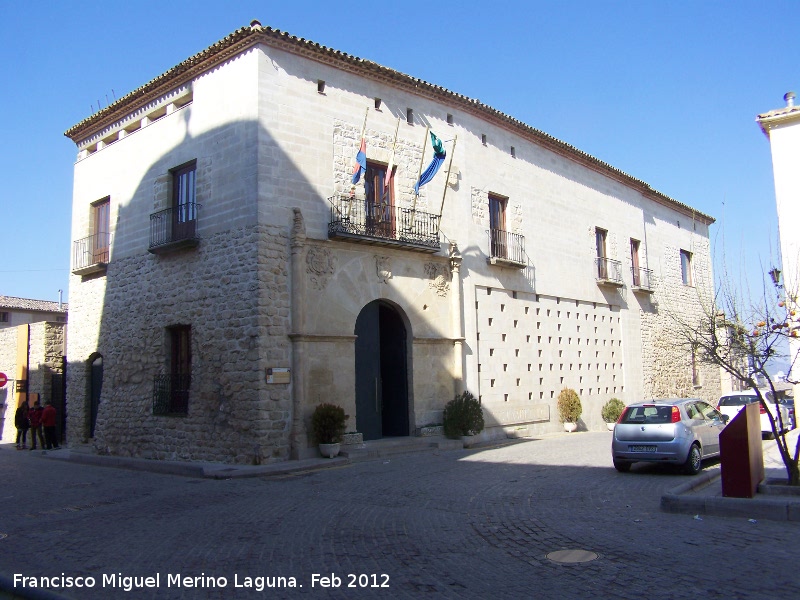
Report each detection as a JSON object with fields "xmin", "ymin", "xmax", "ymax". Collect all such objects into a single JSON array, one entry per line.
[
  {"xmin": 64, "ymin": 21, "xmax": 717, "ymax": 464},
  {"xmin": 758, "ymin": 91, "xmax": 800, "ymax": 388}
]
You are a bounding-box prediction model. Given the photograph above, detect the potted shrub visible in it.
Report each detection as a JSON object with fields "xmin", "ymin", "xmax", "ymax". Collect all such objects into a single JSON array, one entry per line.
[
  {"xmin": 443, "ymin": 391, "xmax": 484, "ymax": 444},
  {"xmin": 311, "ymin": 403, "xmax": 348, "ymax": 458},
  {"xmin": 557, "ymin": 388, "xmax": 582, "ymax": 432},
  {"xmin": 601, "ymin": 398, "xmax": 626, "ymax": 430}
]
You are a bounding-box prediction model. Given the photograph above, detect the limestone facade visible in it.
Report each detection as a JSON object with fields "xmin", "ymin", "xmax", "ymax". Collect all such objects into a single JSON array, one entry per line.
[{"xmin": 64, "ymin": 22, "xmax": 717, "ymax": 464}]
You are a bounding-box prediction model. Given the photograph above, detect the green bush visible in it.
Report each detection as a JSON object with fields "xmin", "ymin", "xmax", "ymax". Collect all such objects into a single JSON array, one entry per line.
[
  {"xmin": 601, "ymin": 398, "xmax": 626, "ymax": 423},
  {"xmin": 557, "ymin": 388, "xmax": 582, "ymax": 423},
  {"xmin": 443, "ymin": 391, "xmax": 485, "ymax": 438},
  {"xmin": 311, "ymin": 403, "xmax": 348, "ymax": 444}
]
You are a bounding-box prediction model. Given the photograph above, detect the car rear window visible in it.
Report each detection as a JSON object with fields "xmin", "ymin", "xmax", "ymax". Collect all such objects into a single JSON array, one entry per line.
[
  {"xmin": 719, "ymin": 395, "xmax": 776, "ymax": 406},
  {"xmin": 620, "ymin": 406, "xmax": 674, "ymax": 424},
  {"xmin": 718, "ymin": 395, "xmax": 757, "ymax": 407}
]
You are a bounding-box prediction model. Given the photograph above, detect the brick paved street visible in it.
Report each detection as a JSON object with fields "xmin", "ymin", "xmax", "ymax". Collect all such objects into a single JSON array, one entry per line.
[{"xmin": 1, "ymin": 432, "xmax": 797, "ymax": 600}]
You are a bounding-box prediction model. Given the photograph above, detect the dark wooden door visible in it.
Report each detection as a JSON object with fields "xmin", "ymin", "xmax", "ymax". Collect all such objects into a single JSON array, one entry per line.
[
  {"xmin": 355, "ymin": 301, "xmax": 409, "ymax": 440},
  {"xmin": 90, "ymin": 356, "xmax": 103, "ymax": 437},
  {"xmin": 355, "ymin": 302, "xmax": 382, "ymax": 440}
]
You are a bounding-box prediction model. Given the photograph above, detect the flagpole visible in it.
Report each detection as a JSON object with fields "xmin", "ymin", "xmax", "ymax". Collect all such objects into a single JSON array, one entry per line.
[
  {"xmin": 410, "ymin": 125, "xmax": 430, "ymax": 214},
  {"xmin": 437, "ymin": 135, "xmax": 458, "ymax": 225},
  {"xmin": 347, "ymin": 107, "xmax": 370, "ymax": 220},
  {"xmin": 383, "ymin": 117, "xmax": 401, "ymax": 200}
]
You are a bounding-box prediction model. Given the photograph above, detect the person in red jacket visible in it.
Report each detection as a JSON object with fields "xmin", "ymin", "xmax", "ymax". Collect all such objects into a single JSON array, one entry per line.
[
  {"xmin": 41, "ymin": 401, "xmax": 60, "ymax": 450},
  {"xmin": 28, "ymin": 400, "xmax": 45, "ymax": 451}
]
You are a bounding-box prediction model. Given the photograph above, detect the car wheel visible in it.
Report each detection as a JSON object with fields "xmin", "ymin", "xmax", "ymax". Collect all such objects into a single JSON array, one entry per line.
[
  {"xmin": 613, "ymin": 459, "xmax": 631, "ymax": 473},
  {"xmin": 683, "ymin": 444, "xmax": 702, "ymax": 475}
]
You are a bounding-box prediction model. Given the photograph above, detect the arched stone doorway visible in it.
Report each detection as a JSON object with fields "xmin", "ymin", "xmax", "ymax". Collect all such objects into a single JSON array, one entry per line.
[
  {"xmin": 88, "ymin": 355, "xmax": 103, "ymax": 438},
  {"xmin": 354, "ymin": 300, "xmax": 410, "ymax": 440}
]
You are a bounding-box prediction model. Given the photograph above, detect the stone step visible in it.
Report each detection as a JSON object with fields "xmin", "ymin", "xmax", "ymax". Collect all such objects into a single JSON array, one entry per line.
[{"xmin": 340, "ymin": 436, "xmax": 463, "ymax": 461}]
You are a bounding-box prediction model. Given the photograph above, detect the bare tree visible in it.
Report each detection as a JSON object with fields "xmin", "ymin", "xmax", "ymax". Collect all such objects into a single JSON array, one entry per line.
[{"xmin": 668, "ymin": 266, "xmax": 800, "ymax": 485}]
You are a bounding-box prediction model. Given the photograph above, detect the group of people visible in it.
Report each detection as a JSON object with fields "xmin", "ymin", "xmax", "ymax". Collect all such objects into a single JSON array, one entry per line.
[{"xmin": 14, "ymin": 399, "xmax": 60, "ymax": 451}]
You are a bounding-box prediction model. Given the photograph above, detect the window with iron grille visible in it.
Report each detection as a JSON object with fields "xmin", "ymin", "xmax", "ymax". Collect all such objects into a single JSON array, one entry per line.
[
  {"xmin": 0, "ymin": 311, "xmax": 9, "ymax": 323},
  {"xmin": 153, "ymin": 325, "xmax": 191, "ymax": 415}
]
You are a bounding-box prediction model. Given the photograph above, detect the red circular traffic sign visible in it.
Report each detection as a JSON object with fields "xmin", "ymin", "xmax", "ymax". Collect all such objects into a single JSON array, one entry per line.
[{"xmin": 0, "ymin": 373, "xmax": 7, "ymax": 388}]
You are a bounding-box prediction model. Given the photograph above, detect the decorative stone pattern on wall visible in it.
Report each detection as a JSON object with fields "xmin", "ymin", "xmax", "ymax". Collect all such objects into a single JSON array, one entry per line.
[
  {"xmin": 332, "ymin": 120, "xmax": 427, "ymax": 210},
  {"xmin": 67, "ymin": 224, "xmax": 291, "ymax": 464},
  {"xmin": 476, "ymin": 286, "xmax": 624, "ymax": 432},
  {"xmin": 471, "ymin": 187, "xmax": 487, "ymax": 226},
  {"xmin": 640, "ymin": 239, "xmax": 719, "ymax": 405}
]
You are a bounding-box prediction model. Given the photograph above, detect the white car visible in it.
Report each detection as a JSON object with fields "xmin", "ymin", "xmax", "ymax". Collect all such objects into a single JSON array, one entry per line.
[{"xmin": 716, "ymin": 391, "xmax": 790, "ymax": 438}]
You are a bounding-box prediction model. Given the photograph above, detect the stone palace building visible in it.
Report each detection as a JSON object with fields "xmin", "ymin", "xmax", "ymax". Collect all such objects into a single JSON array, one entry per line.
[{"xmin": 64, "ymin": 21, "xmax": 717, "ymax": 463}]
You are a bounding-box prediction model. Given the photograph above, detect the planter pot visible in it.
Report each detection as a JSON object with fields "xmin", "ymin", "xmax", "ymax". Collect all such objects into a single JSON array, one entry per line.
[
  {"xmin": 318, "ymin": 443, "xmax": 341, "ymax": 458},
  {"xmin": 606, "ymin": 422, "xmax": 616, "ymax": 431},
  {"xmin": 563, "ymin": 422, "xmax": 577, "ymax": 433},
  {"xmin": 461, "ymin": 435, "xmax": 476, "ymax": 448}
]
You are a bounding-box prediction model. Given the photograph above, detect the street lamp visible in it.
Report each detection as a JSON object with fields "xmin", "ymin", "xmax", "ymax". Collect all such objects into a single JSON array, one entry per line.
[{"xmin": 769, "ymin": 267, "xmax": 782, "ymax": 289}]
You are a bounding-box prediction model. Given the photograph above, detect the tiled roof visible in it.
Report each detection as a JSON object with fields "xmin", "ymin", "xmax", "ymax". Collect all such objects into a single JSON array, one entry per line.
[
  {"xmin": 64, "ymin": 20, "xmax": 714, "ymax": 226},
  {"xmin": 0, "ymin": 295, "xmax": 68, "ymax": 313},
  {"xmin": 756, "ymin": 104, "xmax": 800, "ymax": 136}
]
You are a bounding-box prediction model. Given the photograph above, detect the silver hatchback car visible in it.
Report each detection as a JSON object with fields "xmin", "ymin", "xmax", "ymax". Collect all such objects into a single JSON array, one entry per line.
[{"xmin": 611, "ymin": 398, "xmax": 729, "ymax": 475}]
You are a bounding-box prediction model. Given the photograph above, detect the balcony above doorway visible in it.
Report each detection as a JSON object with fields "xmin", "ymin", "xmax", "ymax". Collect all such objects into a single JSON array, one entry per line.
[
  {"xmin": 632, "ymin": 267, "xmax": 655, "ymax": 293},
  {"xmin": 595, "ymin": 257, "xmax": 624, "ymax": 287},
  {"xmin": 149, "ymin": 203, "xmax": 200, "ymax": 254},
  {"xmin": 72, "ymin": 233, "xmax": 112, "ymax": 276},
  {"xmin": 328, "ymin": 195, "xmax": 441, "ymax": 253},
  {"xmin": 487, "ymin": 228, "xmax": 526, "ymax": 268}
]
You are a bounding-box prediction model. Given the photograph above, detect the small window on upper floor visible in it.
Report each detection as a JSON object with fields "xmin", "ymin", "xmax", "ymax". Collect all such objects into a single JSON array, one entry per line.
[
  {"xmin": 680, "ymin": 249, "xmax": 693, "ymax": 286},
  {"xmin": 0, "ymin": 311, "xmax": 9, "ymax": 323}
]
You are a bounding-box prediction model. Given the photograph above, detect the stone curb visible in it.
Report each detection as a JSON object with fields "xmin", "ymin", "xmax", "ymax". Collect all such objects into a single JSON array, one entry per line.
[
  {"xmin": 47, "ymin": 449, "xmax": 352, "ymax": 479},
  {"xmin": 660, "ymin": 471, "xmax": 800, "ymax": 521}
]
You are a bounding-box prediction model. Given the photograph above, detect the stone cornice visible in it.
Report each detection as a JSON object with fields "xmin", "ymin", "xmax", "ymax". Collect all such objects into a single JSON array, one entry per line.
[{"xmin": 64, "ymin": 20, "xmax": 714, "ymax": 226}]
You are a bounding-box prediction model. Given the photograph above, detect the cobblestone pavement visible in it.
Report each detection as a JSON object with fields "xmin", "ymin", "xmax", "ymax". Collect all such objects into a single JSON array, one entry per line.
[{"xmin": 0, "ymin": 432, "xmax": 797, "ymax": 600}]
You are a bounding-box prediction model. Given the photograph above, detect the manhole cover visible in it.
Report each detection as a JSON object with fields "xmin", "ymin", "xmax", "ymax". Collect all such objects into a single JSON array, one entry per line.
[{"xmin": 546, "ymin": 549, "xmax": 598, "ymax": 564}]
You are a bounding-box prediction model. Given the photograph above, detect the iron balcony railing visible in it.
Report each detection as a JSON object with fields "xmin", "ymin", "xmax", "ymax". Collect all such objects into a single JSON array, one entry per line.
[
  {"xmin": 72, "ymin": 232, "xmax": 112, "ymax": 273},
  {"xmin": 632, "ymin": 266, "xmax": 654, "ymax": 291},
  {"xmin": 488, "ymin": 228, "xmax": 526, "ymax": 266},
  {"xmin": 595, "ymin": 257, "xmax": 623, "ymax": 285},
  {"xmin": 149, "ymin": 203, "xmax": 199, "ymax": 251},
  {"xmin": 328, "ymin": 195, "xmax": 440, "ymax": 251},
  {"xmin": 152, "ymin": 374, "xmax": 190, "ymax": 415}
]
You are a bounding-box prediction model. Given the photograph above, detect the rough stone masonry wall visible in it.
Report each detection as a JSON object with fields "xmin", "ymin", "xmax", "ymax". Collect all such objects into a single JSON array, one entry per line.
[
  {"xmin": 27, "ymin": 322, "xmax": 66, "ymax": 407},
  {"xmin": 640, "ymin": 239, "xmax": 719, "ymax": 405},
  {"xmin": 84, "ymin": 223, "xmax": 291, "ymax": 464}
]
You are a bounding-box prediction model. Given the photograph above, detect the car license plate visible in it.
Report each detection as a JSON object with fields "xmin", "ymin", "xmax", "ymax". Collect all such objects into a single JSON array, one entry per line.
[{"xmin": 629, "ymin": 445, "xmax": 657, "ymax": 453}]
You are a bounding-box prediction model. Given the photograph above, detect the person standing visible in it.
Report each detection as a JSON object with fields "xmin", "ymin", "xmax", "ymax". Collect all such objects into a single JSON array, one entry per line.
[
  {"xmin": 42, "ymin": 400, "xmax": 60, "ymax": 450},
  {"xmin": 28, "ymin": 400, "xmax": 45, "ymax": 451},
  {"xmin": 15, "ymin": 401, "xmax": 30, "ymax": 449}
]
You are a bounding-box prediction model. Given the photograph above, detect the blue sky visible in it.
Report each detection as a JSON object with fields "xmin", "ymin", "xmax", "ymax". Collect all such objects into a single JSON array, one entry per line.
[{"xmin": 0, "ymin": 0, "xmax": 795, "ymax": 305}]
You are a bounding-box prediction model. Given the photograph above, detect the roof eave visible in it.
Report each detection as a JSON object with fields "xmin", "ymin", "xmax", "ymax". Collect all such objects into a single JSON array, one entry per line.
[{"xmin": 64, "ymin": 22, "xmax": 715, "ymax": 225}]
